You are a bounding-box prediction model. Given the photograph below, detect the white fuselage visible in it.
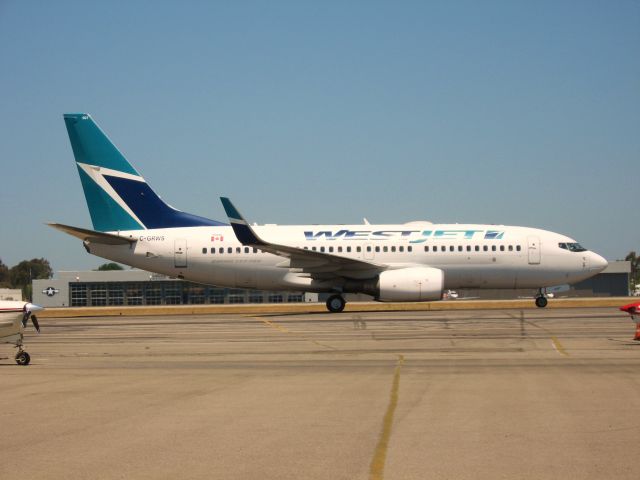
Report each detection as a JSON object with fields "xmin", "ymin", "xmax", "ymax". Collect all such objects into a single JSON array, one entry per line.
[
  {"xmin": 0, "ymin": 301, "xmax": 27, "ymax": 345},
  {"xmin": 84, "ymin": 223, "xmax": 607, "ymax": 293}
]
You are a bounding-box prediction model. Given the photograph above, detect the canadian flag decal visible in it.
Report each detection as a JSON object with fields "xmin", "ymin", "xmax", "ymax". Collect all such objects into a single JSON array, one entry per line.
[{"xmin": 211, "ymin": 234, "xmax": 224, "ymax": 242}]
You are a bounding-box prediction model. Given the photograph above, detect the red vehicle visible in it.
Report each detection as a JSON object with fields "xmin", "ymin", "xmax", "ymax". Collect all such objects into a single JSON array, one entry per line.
[
  {"xmin": 620, "ymin": 301, "xmax": 640, "ymax": 320},
  {"xmin": 620, "ymin": 302, "xmax": 640, "ymax": 341}
]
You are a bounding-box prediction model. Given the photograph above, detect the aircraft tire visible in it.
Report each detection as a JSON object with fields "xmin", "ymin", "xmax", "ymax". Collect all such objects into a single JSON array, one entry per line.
[
  {"xmin": 326, "ymin": 295, "xmax": 346, "ymax": 313},
  {"xmin": 15, "ymin": 351, "xmax": 30, "ymax": 366},
  {"xmin": 535, "ymin": 296, "xmax": 548, "ymax": 308}
]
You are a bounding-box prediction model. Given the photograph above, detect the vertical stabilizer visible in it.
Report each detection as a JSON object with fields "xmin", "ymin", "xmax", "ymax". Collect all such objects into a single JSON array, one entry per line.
[{"xmin": 63, "ymin": 114, "xmax": 226, "ymax": 231}]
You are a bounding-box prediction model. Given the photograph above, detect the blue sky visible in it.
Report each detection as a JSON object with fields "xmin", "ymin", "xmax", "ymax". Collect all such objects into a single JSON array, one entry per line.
[{"xmin": 1, "ymin": 0, "xmax": 638, "ymax": 271}]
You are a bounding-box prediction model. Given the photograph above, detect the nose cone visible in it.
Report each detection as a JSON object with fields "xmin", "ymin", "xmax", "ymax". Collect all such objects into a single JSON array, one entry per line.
[
  {"xmin": 590, "ymin": 253, "xmax": 608, "ymax": 273},
  {"xmin": 25, "ymin": 303, "xmax": 44, "ymax": 312}
]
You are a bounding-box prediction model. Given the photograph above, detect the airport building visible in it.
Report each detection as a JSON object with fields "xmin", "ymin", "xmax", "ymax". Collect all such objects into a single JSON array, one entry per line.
[
  {"xmin": 32, "ymin": 261, "xmax": 631, "ymax": 308},
  {"xmin": 32, "ymin": 270, "xmax": 318, "ymax": 308}
]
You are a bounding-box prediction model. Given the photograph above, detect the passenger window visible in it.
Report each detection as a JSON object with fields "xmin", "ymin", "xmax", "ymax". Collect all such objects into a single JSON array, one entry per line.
[
  {"xmin": 219, "ymin": 247, "xmax": 224, "ymax": 254},
  {"xmin": 499, "ymin": 245, "xmax": 504, "ymax": 252},
  {"xmin": 338, "ymin": 246, "xmax": 343, "ymax": 253},
  {"xmin": 367, "ymin": 246, "xmax": 372, "ymax": 252},
  {"xmin": 408, "ymin": 246, "xmax": 412, "ymax": 252},
  {"xmin": 357, "ymin": 246, "xmax": 361, "ymax": 252},
  {"xmin": 211, "ymin": 248, "xmax": 215, "ymax": 254},
  {"xmin": 458, "ymin": 246, "xmax": 463, "ymax": 252},
  {"xmin": 475, "ymin": 245, "xmax": 480, "ymax": 252},
  {"xmin": 466, "ymin": 245, "xmax": 471, "ymax": 252},
  {"xmin": 383, "ymin": 246, "xmax": 388, "ymax": 252},
  {"xmin": 399, "ymin": 246, "xmax": 404, "ymax": 252},
  {"xmin": 227, "ymin": 247, "xmax": 232, "ymax": 254},
  {"xmin": 244, "ymin": 247, "xmax": 249, "ymax": 253},
  {"xmin": 236, "ymin": 247, "xmax": 241, "ymax": 253},
  {"xmin": 424, "ymin": 246, "xmax": 429, "ymax": 252},
  {"xmin": 375, "ymin": 246, "xmax": 380, "ymax": 253},
  {"xmin": 516, "ymin": 245, "xmax": 521, "ymax": 252},
  {"xmin": 483, "ymin": 245, "xmax": 488, "ymax": 252},
  {"xmin": 492, "ymin": 245, "xmax": 496, "ymax": 252},
  {"xmin": 449, "ymin": 246, "xmax": 454, "ymax": 252},
  {"xmin": 202, "ymin": 248, "xmax": 207, "ymax": 254},
  {"xmin": 508, "ymin": 245, "xmax": 513, "ymax": 251},
  {"xmin": 391, "ymin": 246, "xmax": 396, "ymax": 252},
  {"xmin": 329, "ymin": 246, "xmax": 334, "ymax": 253},
  {"xmin": 320, "ymin": 246, "xmax": 325, "ymax": 252},
  {"xmin": 253, "ymin": 248, "xmax": 258, "ymax": 253},
  {"xmin": 312, "ymin": 246, "xmax": 317, "ymax": 251},
  {"xmin": 347, "ymin": 246, "xmax": 352, "ymax": 253}
]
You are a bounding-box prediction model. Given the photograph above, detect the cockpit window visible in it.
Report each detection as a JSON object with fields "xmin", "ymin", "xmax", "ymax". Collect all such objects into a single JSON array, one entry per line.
[{"xmin": 558, "ymin": 242, "xmax": 587, "ymax": 252}]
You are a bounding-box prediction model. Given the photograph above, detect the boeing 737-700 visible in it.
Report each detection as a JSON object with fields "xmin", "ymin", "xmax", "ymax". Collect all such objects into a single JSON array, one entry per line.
[{"xmin": 50, "ymin": 114, "xmax": 608, "ymax": 312}]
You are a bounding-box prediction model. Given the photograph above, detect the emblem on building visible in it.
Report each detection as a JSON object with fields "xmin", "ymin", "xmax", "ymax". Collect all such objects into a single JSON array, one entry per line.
[{"xmin": 43, "ymin": 287, "xmax": 60, "ymax": 297}]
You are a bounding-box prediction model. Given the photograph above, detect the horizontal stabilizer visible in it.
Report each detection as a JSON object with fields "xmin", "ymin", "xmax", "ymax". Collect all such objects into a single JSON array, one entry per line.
[{"xmin": 47, "ymin": 223, "xmax": 136, "ymax": 245}]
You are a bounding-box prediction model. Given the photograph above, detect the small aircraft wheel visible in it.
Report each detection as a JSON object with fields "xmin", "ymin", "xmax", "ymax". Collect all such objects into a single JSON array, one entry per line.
[
  {"xmin": 15, "ymin": 351, "xmax": 30, "ymax": 366},
  {"xmin": 326, "ymin": 295, "xmax": 346, "ymax": 313},
  {"xmin": 535, "ymin": 296, "xmax": 548, "ymax": 308}
]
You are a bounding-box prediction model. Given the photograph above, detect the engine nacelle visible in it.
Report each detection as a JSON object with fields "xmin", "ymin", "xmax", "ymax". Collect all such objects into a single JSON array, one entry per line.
[{"xmin": 377, "ymin": 267, "xmax": 444, "ymax": 302}]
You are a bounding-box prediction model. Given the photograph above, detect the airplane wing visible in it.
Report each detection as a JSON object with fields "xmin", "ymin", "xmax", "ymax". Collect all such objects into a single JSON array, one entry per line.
[
  {"xmin": 220, "ymin": 197, "xmax": 383, "ymax": 279},
  {"xmin": 48, "ymin": 223, "xmax": 136, "ymax": 245}
]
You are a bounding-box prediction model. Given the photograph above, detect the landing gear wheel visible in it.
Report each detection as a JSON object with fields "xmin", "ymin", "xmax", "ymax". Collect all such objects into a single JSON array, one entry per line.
[
  {"xmin": 15, "ymin": 351, "xmax": 30, "ymax": 366},
  {"xmin": 535, "ymin": 296, "xmax": 548, "ymax": 308},
  {"xmin": 326, "ymin": 295, "xmax": 346, "ymax": 313}
]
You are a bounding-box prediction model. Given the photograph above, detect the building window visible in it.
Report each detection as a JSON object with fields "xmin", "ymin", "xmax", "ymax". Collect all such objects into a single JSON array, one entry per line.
[
  {"xmin": 249, "ymin": 294, "xmax": 264, "ymax": 303},
  {"xmin": 70, "ymin": 283, "xmax": 87, "ymax": 307},
  {"xmin": 268, "ymin": 294, "xmax": 283, "ymax": 303},
  {"xmin": 287, "ymin": 294, "xmax": 304, "ymax": 303}
]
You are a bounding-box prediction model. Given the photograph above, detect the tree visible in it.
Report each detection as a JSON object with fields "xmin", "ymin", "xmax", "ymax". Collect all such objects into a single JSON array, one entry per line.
[
  {"xmin": 9, "ymin": 258, "xmax": 52, "ymax": 288},
  {"xmin": 96, "ymin": 262, "xmax": 124, "ymax": 271},
  {"xmin": 8, "ymin": 258, "xmax": 53, "ymax": 301},
  {"xmin": 0, "ymin": 259, "xmax": 9, "ymax": 287},
  {"xmin": 625, "ymin": 251, "xmax": 639, "ymax": 289}
]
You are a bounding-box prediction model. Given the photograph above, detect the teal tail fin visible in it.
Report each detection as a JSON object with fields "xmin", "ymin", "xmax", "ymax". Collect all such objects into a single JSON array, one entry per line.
[{"xmin": 63, "ymin": 113, "xmax": 226, "ymax": 231}]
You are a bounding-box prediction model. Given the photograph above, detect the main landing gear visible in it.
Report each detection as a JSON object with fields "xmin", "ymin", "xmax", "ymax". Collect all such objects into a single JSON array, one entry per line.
[
  {"xmin": 535, "ymin": 289, "xmax": 548, "ymax": 308},
  {"xmin": 326, "ymin": 294, "xmax": 346, "ymax": 313}
]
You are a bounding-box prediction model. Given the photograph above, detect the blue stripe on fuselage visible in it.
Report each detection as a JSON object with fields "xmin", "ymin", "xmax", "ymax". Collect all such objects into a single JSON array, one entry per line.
[{"xmin": 104, "ymin": 175, "xmax": 227, "ymax": 228}]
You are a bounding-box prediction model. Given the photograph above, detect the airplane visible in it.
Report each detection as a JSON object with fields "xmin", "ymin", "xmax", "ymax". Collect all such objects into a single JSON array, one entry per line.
[
  {"xmin": 0, "ymin": 301, "xmax": 42, "ymax": 365},
  {"xmin": 50, "ymin": 113, "xmax": 608, "ymax": 313}
]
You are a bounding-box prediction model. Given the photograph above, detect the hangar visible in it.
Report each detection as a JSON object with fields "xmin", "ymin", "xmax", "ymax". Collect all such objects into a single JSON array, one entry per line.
[{"xmin": 32, "ymin": 270, "xmax": 317, "ymax": 308}]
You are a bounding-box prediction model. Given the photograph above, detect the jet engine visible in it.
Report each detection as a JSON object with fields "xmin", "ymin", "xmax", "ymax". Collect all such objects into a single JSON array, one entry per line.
[
  {"xmin": 343, "ymin": 267, "xmax": 444, "ymax": 302},
  {"xmin": 377, "ymin": 267, "xmax": 444, "ymax": 301}
]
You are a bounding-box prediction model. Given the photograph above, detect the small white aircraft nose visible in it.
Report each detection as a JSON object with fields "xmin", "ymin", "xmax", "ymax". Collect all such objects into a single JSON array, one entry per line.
[
  {"xmin": 590, "ymin": 253, "xmax": 608, "ymax": 273},
  {"xmin": 26, "ymin": 303, "xmax": 44, "ymax": 312}
]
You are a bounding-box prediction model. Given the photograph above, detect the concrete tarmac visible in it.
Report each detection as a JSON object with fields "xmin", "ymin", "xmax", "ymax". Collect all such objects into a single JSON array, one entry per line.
[{"xmin": 1, "ymin": 307, "xmax": 639, "ymax": 479}]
